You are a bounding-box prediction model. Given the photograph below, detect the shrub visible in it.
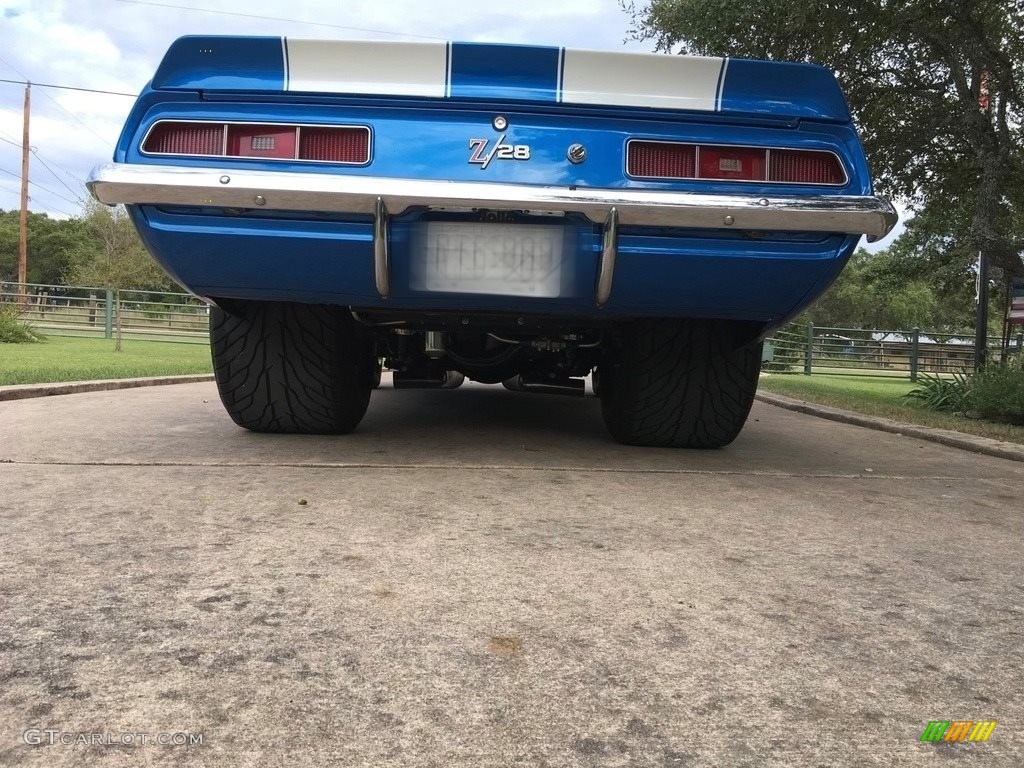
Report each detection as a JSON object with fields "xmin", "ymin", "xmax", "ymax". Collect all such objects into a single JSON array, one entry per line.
[
  {"xmin": 0, "ymin": 306, "xmax": 45, "ymax": 344},
  {"xmin": 903, "ymin": 371, "xmax": 971, "ymax": 412},
  {"xmin": 970, "ymin": 362, "xmax": 1024, "ymax": 425}
]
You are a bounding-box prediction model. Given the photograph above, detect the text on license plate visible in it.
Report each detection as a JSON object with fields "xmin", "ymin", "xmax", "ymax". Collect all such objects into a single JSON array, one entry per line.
[{"xmin": 410, "ymin": 222, "xmax": 565, "ymax": 297}]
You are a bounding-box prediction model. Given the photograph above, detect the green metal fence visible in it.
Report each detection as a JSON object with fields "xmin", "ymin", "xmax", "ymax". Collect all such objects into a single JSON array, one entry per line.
[
  {"xmin": 765, "ymin": 321, "xmax": 1023, "ymax": 380},
  {"xmin": 1, "ymin": 282, "xmax": 209, "ymax": 345},
  {"xmin": 6, "ymin": 283, "xmax": 1023, "ymax": 368}
]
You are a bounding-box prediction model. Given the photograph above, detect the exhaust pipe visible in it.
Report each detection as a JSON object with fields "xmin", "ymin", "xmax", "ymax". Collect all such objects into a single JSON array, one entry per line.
[
  {"xmin": 502, "ymin": 375, "xmax": 585, "ymax": 396},
  {"xmin": 392, "ymin": 370, "xmax": 463, "ymax": 389}
]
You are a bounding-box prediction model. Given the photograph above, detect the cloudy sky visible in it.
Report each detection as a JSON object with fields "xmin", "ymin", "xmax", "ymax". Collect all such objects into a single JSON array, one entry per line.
[
  {"xmin": 0, "ymin": 0, "xmax": 904, "ymax": 249},
  {"xmin": 0, "ymin": 0, "xmax": 648, "ymax": 217}
]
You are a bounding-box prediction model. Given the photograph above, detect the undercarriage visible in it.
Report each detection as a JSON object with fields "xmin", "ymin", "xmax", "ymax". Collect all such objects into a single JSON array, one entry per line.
[
  {"xmin": 210, "ymin": 299, "xmax": 765, "ymax": 447},
  {"xmin": 353, "ymin": 310, "xmax": 607, "ymax": 393}
]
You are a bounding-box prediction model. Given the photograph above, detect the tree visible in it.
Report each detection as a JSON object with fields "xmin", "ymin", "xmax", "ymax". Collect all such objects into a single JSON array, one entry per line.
[
  {"xmin": 625, "ymin": 0, "xmax": 1024, "ymax": 279},
  {"xmin": 804, "ymin": 239, "xmax": 1003, "ymax": 332},
  {"xmin": 804, "ymin": 248, "xmax": 944, "ymax": 330},
  {"xmin": 69, "ymin": 201, "xmax": 176, "ymax": 350},
  {"xmin": 0, "ymin": 209, "xmax": 88, "ymax": 285}
]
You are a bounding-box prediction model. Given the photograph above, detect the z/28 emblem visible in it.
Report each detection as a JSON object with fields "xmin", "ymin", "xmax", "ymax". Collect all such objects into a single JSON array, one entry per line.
[{"xmin": 468, "ymin": 135, "xmax": 531, "ymax": 169}]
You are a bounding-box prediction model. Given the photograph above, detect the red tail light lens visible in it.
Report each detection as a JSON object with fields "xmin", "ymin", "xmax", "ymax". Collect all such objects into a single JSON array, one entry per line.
[
  {"xmin": 227, "ymin": 125, "xmax": 296, "ymax": 159},
  {"xmin": 142, "ymin": 121, "xmax": 371, "ymax": 165},
  {"xmin": 768, "ymin": 149, "xmax": 845, "ymax": 185},
  {"xmin": 627, "ymin": 141, "xmax": 846, "ymax": 186},
  {"xmin": 143, "ymin": 122, "xmax": 223, "ymax": 156},
  {"xmin": 299, "ymin": 127, "xmax": 371, "ymax": 163},
  {"xmin": 627, "ymin": 141, "xmax": 696, "ymax": 179},
  {"xmin": 698, "ymin": 145, "xmax": 766, "ymax": 182}
]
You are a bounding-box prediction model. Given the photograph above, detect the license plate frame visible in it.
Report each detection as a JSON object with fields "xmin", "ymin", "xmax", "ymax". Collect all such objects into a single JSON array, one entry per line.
[{"xmin": 410, "ymin": 222, "xmax": 566, "ymax": 298}]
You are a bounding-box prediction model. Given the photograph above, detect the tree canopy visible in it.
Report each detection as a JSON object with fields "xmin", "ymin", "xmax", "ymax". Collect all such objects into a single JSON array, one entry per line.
[
  {"xmin": 0, "ymin": 210, "xmax": 86, "ymax": 286},
  {"xmin": 0, "ymin": 204, "xmax": 176, "ymax": 292},
  {"xmin": 626, "ymin": 0, "xmax": 1024, "ymax": 278},
  {"xmin": 69, "ymin": 201, "xmax": 173, "ymax": 291},
  {"xmin": 803, "ymin": 243, "xmax": 994, "ymax": 331}
]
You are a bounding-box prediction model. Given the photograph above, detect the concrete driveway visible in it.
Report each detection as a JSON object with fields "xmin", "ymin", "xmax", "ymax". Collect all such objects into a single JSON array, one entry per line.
[{"xmin": 1, "ymin": 379, "xmax": 1022, "ymax": 767}]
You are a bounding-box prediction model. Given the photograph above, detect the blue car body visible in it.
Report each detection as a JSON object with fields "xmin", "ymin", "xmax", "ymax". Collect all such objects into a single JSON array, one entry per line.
[
  {"xmin": 88, "ymin": 36, "xmax": 898, "ymax": 445},
  {"xmin": 92, "ymin": 36, "xmax": 894, "ymax": 327}
]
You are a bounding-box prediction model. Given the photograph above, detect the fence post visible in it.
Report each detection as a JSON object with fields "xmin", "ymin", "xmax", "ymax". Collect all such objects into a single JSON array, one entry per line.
[
  {"xmin": 910, "ymin": 327, "xmax": 920, "ymax": 382},
  {"xmin": 804, "ymin": 321, "xmax": 814, "ymax": 375},
  {"xmin": 104, "ymin": 289, "xmax": 114, "ymax": 339}
]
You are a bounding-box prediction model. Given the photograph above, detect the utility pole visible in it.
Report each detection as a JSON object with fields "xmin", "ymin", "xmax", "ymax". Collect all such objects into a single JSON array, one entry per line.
[{"xmin": 18, "ymin": 82, "xmax": 30, "ymax": 309}]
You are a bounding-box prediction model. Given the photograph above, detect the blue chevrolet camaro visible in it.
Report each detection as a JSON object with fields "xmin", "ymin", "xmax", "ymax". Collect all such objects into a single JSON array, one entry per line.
[{"xmin": 89, "ymin": 36, "xmax": 896, "ymax": 447}]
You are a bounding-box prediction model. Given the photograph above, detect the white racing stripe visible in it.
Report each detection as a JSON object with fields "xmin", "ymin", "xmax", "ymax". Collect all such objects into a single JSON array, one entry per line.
[
  {"xmin": 285, "ymin": 39, "xmax": 448, "ymax": 97},
  {"xmin": 560, "ymin": 49, "xmax": 726, "ymax": 111},
  {"xmin": 284, "ymin": 39, "xmax": 726, "ymax": 110}
]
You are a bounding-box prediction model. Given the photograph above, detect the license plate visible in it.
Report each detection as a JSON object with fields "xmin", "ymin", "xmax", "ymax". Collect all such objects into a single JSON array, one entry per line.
[{"xmin": 411, "ymin": 222, "xmax": 565, "ymax": 297}]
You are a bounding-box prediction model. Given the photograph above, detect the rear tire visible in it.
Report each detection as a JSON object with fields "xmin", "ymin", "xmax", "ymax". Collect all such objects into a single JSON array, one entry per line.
[
  {"xmin": 210, "ymin": 301, "xmax": 375, "ymax": 434},
  {"xmin": 599, "ymin": 319, "xmax": 761, "ymax": 448}
]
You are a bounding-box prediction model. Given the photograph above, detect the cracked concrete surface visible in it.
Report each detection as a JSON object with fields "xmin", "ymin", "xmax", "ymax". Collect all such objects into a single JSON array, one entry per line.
[{"xmin": 1, "ymin": 379, "xmax": 1022, "ymax": 766}]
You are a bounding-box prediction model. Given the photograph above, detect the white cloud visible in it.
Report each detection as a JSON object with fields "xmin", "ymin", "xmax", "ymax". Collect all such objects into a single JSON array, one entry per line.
[{"xmin": 0, "ymin": 0, "xmax": 646, "ymax": 216}]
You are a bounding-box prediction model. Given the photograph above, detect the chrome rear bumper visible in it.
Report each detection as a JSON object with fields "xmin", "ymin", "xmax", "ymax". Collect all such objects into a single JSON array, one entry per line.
[
  {"xmin": 89, "ymin": 162, "xmax": 897, "ymax": 304},
  {"xmin": 88, "ymin": 163, "xmax": 898, "ymax": 240}
]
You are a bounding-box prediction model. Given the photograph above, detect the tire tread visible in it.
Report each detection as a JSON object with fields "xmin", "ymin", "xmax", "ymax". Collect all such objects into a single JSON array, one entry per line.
[
  {"xmin": 210, "ymin": 302, "xmax": 372, "ymax": 434},
  {"xmin": 600, "ymin": 319, "xmax": 760, "ymax": 448}
]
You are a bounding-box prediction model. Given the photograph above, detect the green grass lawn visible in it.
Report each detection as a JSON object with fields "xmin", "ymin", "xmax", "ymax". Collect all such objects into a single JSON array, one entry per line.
[
  {"xmin": 759, "ymin": 373, "xmax": 1024, "ymax": 445},
  {"xmin": 0, "ymin": 336, "xmax": 212, "ymax": 385}
]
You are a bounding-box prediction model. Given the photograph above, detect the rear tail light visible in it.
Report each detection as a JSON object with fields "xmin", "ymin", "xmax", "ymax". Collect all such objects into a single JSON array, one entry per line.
[
  {"xmin": 142, "ymin": 121, "xmax": 371, "ymax": 165},
  {"xmin": 627, "ymin": 141, "xmax": 845, "ymax": 186},
  {"xmin": 627, "ymin": 141, "xmax": 695, "ymax": 179},
  {"xmin": 144, "ymin": 122, "xmax": 223, "ymax": 156},
  {"xmin": 767, "ymin": 149, "xmax": 845, "ymax": 185},
  {"xmin": 299, "ymin": 127, "xmax": 371, "ymax": 162},
  {"xmin": 698, "ymin": 145, "xmax": 766, "ymax": 182},
  {"xmin": 227, "ymin": 125, "xmax": 297, "ymax": 160}
]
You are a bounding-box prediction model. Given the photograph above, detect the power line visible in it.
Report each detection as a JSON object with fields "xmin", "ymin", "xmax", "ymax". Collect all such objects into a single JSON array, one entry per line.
[
  {"xmin": 0, "ymin": 54, "xmax": 116, "ymax": 147},
  {"xmin": 31, "ymin": 87, "xmax": 114, "ymax": 147},
  {"xmin": 115, "ymin": 0, "xmax": 446, "ymax": 41},
  {"xmin": 31, "ymin": 151, "xmax": 85, "ymax": 201},
  {"xmin": 0, "ymin": 167, "xmax": 81, "ymax": 207},
  {"xmin": 28, "ymin": 200, "xmax": 76, "ymax": 218},
  {"xmin": 31, "ymin": 149, "xmax": 86, "ymax": 185},
  {"xmin": 0, "ymin": 77, "xmax": 136, "ymax": 98},
  {"xmin": 0, "ymin": 130, "xmax": 87, "ymax": 185},
  {"xmin": 0, "ymin": 181, "xmax": 77, "ymax": 218},
  {"xmin": 0, "ymin": 157, "xmax": 79, "ymax": 219},
  {"xmin": 31, "ymin": 201, "xmax": 77, "ymax": 218}
]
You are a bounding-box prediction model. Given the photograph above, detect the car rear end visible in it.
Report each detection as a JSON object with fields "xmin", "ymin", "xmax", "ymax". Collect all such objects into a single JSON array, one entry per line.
[{"xmin": 89, "ymin": 36, "xmax": 896, "ymax": 446}]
